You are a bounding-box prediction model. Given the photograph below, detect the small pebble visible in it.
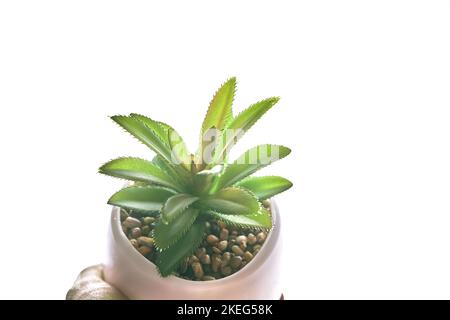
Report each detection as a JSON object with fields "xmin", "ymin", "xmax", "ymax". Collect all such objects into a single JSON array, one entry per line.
[
  {"xmin": 137, "ymin": 236, "xmax": 154, "ymax": 247},
  {"xmin": 217, "ymin": 240, "xmax": 228, "ymax": 251},
  {"xmin": 211, "ymin": 255, "xmax": 221, "ymax": 272},
  {"xmin": 231, "ymin": 245, "xmax": 244, "ymax": 256},
  {"xmin": 212, "ymin": 247, "xmax": 221, "ymax": 254},
  {"xmin": 217, "ymin": 221, "xmax": 226, "ymax": 229},
  {"xmin": 231, "ymin": 230, "xmax": 238, "ymax": 236},
  {"xmin": 236, "ymin": 235, "xmax": 247, "ymax": 244},
  {"xmin": 196, "ymin": 247, "xmax": 207, "ymax": 258},
  {"xmin": 243, "ymin": 251, "xmax": 254, "ymax": 262},
  {"xmin": 256, "ymin": 232, "xmax": 266, "ymax": 244},
  {"xmin": 131, "ymin": 227, "xmax": 142, "ymax": 239},
  {"xmin": 221, "ymin": 252, "xmax": 231, "ymax": 267},
  {"xmin": 230, "ymin": 256, "xmax": 242, "ymax": 269},
  {"xmin": 138, "ymin": 246, "xmax": 152, "ymax": 256},
  {"xmin": 219, "ymin": 229, "xmax": 229, "ymax": 240},
  {"xmin": 247, "ymin": 233, "xmax": 257, "ymax": 245},
  {"xmin": 143, "ymin": 217, "xmax": 155, "ymax": 225},
  {"xmin": 130, "ymin": 239, "xmax": 139, "ymax": 248},
  {"xmin": 206, "ymin": 234, "xmax": 219, "ymax": 245},
  {"xmin": 202, "ymin": 276, "xmax": 216, "ymax": 281},
  {"xmin": 239, "ymin": 242, "xmax": 247, "ymax": 251},
  {"xmin": 200, "ymin": 254, "xmax": 211, "ymax": 264},
  {"xmin": 123, "ymin": 217, "xmax": 142, "ymax": 228},
  {"xmin": 192, "ymin": 262, "xmax": 204, "ymax": 279},
  {"xmin": 189, "ymin": 255, "xmax": 199, "ymax": 264}
]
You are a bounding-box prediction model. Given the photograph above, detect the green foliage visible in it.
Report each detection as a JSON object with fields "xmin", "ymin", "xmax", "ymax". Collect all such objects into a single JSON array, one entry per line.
[
  {"xmin": 107, "ymin": 186, "xmax": 175, "ymax": 212},
  {"xmin": 235, "ymin": 176, "xmax": 293, "ymax": 200},
  {"xmin": 100, "ymin": 78, "xmax": 292, "ymax": 277}
]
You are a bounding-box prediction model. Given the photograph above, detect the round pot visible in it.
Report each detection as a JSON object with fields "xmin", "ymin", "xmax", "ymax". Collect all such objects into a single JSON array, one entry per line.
[{"xmin": 104, "ymin": 200, "xmax": 283, "ymax": 300}]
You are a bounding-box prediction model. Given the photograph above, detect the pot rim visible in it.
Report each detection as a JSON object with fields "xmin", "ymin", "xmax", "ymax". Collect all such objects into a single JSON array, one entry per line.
[{"xmin": 110, "ymin": 199, "xmax": 280, "ymax": 286}]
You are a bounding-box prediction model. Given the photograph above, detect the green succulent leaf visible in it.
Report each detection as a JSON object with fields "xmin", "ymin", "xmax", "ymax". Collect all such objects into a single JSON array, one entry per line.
[
  {"xmin": 111, "ymin": 115, "xmax": 173, "ymax": 164},
  {"xmin": 156, "ymin": 220, "xmax": 206, "ymax": 277},
  {"xmin": 196, "ymin": 77, "xmax": 236, "ymax": 168},
  {"xmin": 99, "ymin": 157, "xmax": 182, "ymax": 192},
  {"xmin": 198, "ymin": 187, "xmax": 260, "ymax": 215},
  {"xmin": 208, "ymin": 208, "xmax": 272, "ymax": 229},
  {"xmin": 235, "ymin": 176, "xmax": 293, "ymax": 200},
  {"xmin": 215, "ymin": 145, "xmax": 291, "ymax": 190},
  {"xmin": 152, "ymin": 155, "xmax": 191, "ymax": 188},
  {"xmin": 192, "ymin": 168, "xmax": 221, "ymax": 195},
  {"xmin": 107, "ymin": 186, "xmax": 175, "ymax": 212},
  {"xmin": 167, "ymin": 127, "xmax": 192, "ymax": 171},
  {"xmin": 211, "ymin": 97, "xmax": 280, "ymax": 166},
  {"xmin": 129, "ymin": 113, "xmax": 171, "ymax": 145},
  {"xmin": 154, "ymin": 207, "xmax": 200, "ymax": 250},
  {"xmin": 161, "ymin": 194, "xmax": 199, "ymax": 224},
  {"xmin": 129, "ymin": 113, "xmax": 192, "ymax": 175},
  {"xmin": 201, "ymin": 77, "xmax": 236, "ymax": 133}
]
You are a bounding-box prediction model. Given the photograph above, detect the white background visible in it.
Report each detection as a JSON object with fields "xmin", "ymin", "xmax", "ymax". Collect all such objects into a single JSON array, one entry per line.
[{"xmin": 0, "ymin": 1, "xmax": 449, "ymax": 299}]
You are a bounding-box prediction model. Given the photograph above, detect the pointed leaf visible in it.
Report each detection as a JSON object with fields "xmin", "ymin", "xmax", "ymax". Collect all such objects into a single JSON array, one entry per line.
[
  {"xmin": 129, "ymin": 113, "xmax": 170, "ymax": 145},
  {"xmin": 131, "ymin": 113, "xmax": 192, "ymax": 171},
  {"xmin": 154, "ymin": 208, "xmax": 200, "ymax": 250},
  {"xmin": 99, "ymin": 157, "xmax": 182, "ymax": 192},
  {"xmin": 211, "ymin": 97, "xmax": 280, "ymax": 165},
  {"xmin": 111, "ymin": 116, "xmax": 171, "ymax": 162},
  {"xmin": 156, "ymin": 220, "xmax": 206, "ymax": 277},
  {"xmin": 167, "ymin": 127, "xmax": 192, "ymax": 170},
  {"xmin": 196, "ymin": 78, "xmax": 236, "ymax": 168},
  {"xmin": 107, "ymin": 186, "xmax": 175, "ymax": 212},
  {"xmin": 216, "ymin": 145, "xmax": 291, "ymax": 190},
  {"xmin": 201, "ymin": 77, "xmax": 236, "ymax": 134},
  {"xmin": 111, "ymin": 115, "xmax": 173, "ymax": 163},
  {"xmin": 235, "ymin": 176, "xmax": 293, "ymax": 200},
  {"xmin": 192, "ymin": 168, "xmax": 221, "ymax": 195},
  {"xmin": 199, "ymin": 187, "xmax": 260, "ymax": 215},
  {"xmin": 152, "ymin": 155, "xmax": 191, "ymax": 188},
  {"xmin": 208, "ymin": 208, "xmax": 272, "ymax": 229},
  {"xmin": 161, "ymin": 194, "xmax": 199, "ymax": 224}
]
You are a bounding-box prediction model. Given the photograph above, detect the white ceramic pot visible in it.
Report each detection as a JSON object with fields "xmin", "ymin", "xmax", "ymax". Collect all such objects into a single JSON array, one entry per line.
[{"xmin": 104, "ymin": 200, "xmax": 282, "ymax": 300}]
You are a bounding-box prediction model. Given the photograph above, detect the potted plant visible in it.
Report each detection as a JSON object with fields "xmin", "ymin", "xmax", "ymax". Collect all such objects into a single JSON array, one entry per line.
[{"xmin": 100, "ymin": 78, "xmax": 292, "ymax": 299}]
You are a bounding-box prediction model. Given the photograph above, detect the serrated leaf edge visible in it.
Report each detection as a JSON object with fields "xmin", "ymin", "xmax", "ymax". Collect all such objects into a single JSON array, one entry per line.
[
  {"xmin": 98, "ymin": 156, "xmax": 182, "ymax": 192},
  {"xmin": 111, "ymin": 115, "xmax": 172, "ymax": 164},
  {"xmin": 206, "ymin": 209, "xmax": 272, "ymax": 232},
  {"xmin": 210, "ymin": 97, "xmax": 280, "ymax": 166},
  {"xmin": 107, "ymin": 185, "xmax": 176, "ymax": 213},
  {"xmin": 155, "ymin": 222, "xmax": 206, "ymax": 277},
  {"xmin": 153, "ymin": 208, "xmax": 200, "ymax": 251},
  {"xmin": 207, "ymin": 186, "xmax": 263, "ymax": 215},
  {"xmin": 161, "ymin": 194, "xmax": 199, "ymax": 224},
  {"xmin": 129, "ymin": 113, "xmax": 172, "ymax": 146}
]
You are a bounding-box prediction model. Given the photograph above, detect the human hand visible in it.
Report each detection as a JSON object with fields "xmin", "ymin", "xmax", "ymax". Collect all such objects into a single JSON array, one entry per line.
[{"xmin": 66, "ymin": 265, "xmax": 128, "ymax": 300}]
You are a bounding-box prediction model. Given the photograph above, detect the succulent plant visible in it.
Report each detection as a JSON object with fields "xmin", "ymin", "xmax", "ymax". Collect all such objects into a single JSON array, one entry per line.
[{"xmin": 100, "ymin": 78, "xmax": 292, "ymax": 276}]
